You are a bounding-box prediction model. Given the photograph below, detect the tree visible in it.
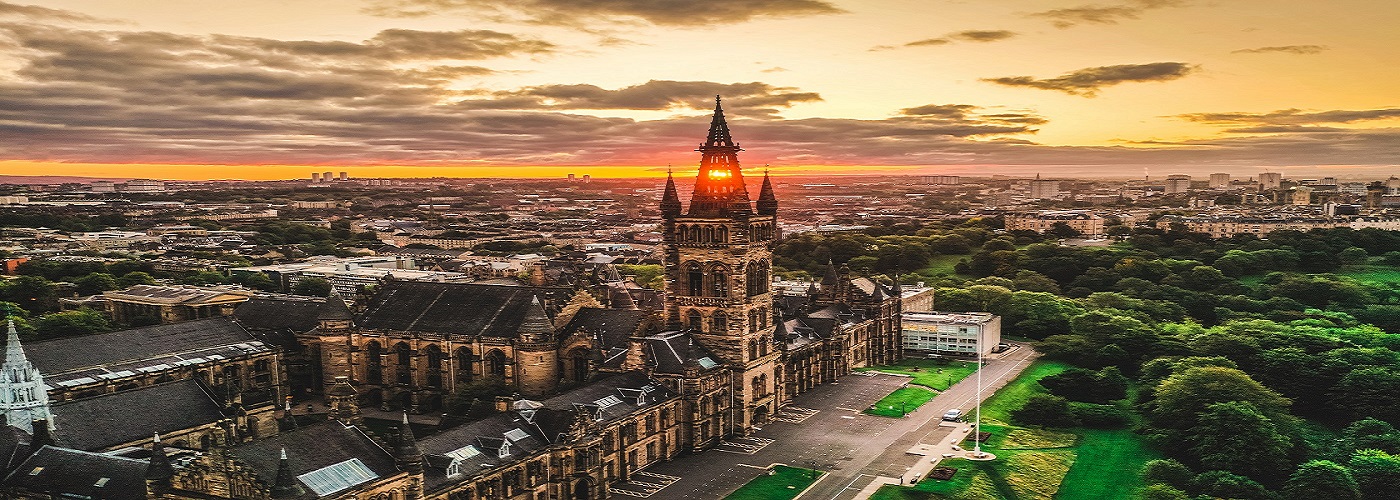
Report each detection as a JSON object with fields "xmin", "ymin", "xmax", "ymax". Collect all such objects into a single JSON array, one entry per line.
[
  {"xmin": 1189, "ymin": 401, "xmax": 1294, "ymax": 480},
  {"xmin": 1149, "ymin": 366, "xmax": 1291, "ymax": 431},
  {"xmin": 72, "ymin": 272, "xmax": 119, "ymax": 296},
  {"xmin": 1330, "ymin": 367, "xmax": 1400, "ymax": 424},
  {"xmin": 1011, "ymin": 393, "xmax": 1079, "ymax": 427},
  {"xmin": 1141, "ymin": 459, "xmax": 1195, "ymax": 491},
  {"xmin": 1349, "ymin": 449, "xmax": 1400, "ymax": 500},
  {"xmin": 230, "ymin": 272, "xmax": 278, "ymax": 292},
  {"xmin": 1281, "ymin": 460, "xmax": 1360, "ymax": 500},
  {"xmin": 1137, "ymin": 484, "xmax": 1190, "ymax": 500},
  {"xmin": 291, "ymin": 277, "xmax": 333, "ymax": 297},
  {"xmin": 1048, "ymin": 221, "xmax": 1082, "ymax": 239},
  {"xmin": 1338, "ymin": 419, "xmax": 1400, "ymax": 456},
  {"xmin": 1340, "ymin": 247, "xmax": 1370, "ymax": 265},
  {"xmin": 31, "ymin": 309, "xmax": 112, "ymax": 339},
  {"xmin": 1190, "ymin": 470, "xmax": 1278, "ymax": 500},
  {"xmin": 117, "ymin": 271, "xmax": 157, "ymax": 288},
  {"xmin": 179, "ymin": 271, "xmax": 227, "ymax": 285},
  {"xmin": 0, "ymin": 276, "xmax": 59, "ymax": 313}
]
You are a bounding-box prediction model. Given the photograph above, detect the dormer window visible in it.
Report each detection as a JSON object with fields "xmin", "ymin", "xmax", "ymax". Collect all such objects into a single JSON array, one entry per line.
[
  {"xmin": 498, "ymin": 442, "xmax": 510, "ymax": 458},
  {"xmin": 447, "ymin": 459, "xmax": 463, "ymax": 477}
]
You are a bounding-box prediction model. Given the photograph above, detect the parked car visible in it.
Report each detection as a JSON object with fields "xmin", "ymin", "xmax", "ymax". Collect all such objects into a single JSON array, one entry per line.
[{"xmin": 942, "ymin": 409, "xmax": 963, "ymax": 421}]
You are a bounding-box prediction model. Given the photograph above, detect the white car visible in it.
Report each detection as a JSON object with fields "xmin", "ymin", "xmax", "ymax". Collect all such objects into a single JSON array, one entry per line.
[{"xmin": 942, "ymin": 409, "xmax": 963, "ymax": 422}]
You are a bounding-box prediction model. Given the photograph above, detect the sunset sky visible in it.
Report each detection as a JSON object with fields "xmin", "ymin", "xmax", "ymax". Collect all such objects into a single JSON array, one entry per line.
[{"xmin": 2, "ymin": 0, "xmax": 1398, "ymax": 180}]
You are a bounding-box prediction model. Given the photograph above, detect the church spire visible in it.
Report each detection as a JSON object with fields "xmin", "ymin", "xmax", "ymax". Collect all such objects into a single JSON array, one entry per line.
[
  {"xmin": 756, "ymin": 169, "xmax": 777, "ymax": 216},
  {"xmin": 271, "ymin": 448, "xmax": 306, "ymax": 498},
  {"xmin": 0, "ymin": 319, "xmax": 51, "ymax": 434},
  {"xmin": 145, "ymin": 433, "xmax": 174, "ymax": 485},
  {"xmin": 688, "ymin": 95, "xmax": 752, "ymax": 217},
  {"xmin": 660, "ymin": 168, "xmax": 682, "ymax": 218}
]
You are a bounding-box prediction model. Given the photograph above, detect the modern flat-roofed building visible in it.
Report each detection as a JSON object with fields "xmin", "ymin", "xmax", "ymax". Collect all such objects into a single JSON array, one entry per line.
[
  {"xmin": 901, "ymin": 311, "xmax": 1001, "ymax": 356},
  {"xmin": 1209, "ymin": 173, "xmax": 1230, "ymax": 189}
]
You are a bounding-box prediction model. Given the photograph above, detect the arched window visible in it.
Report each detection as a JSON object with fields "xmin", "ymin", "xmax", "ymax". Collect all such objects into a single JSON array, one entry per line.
[
  {"xmin": 686, "ymin": 263, "xmax": 703, "ymax": 296},
  {"xmin": 455, "ymin": 347, "xmax": 474, "ymax": 383},
  {"xmin": 709, "ymin": 268, "xmax": 727, "ymax": 297},
  {"xmin": 687, "ymin": 310, "xmax": 703, "ymax": 331},
  {"xmin": 748, "ymin": 310, "xmax": 758, "ymax": 333},
  {"xmin": 366, "ymin": 341, "xmax": 382, "ymax": 384},
  {"xmin": 747, "ymin": 340, "xmax": 757, "ymax": 360},
  {"xmin": 760, "ymin": 336, "xmax": 769, "ymax": 356},
  {"xmin": 485, "ymin": 350, "xmax": 507, "ymax": 377},
  {"xmin": 716, "ymin": 226, "xmax": 728, "ymax": 243},
  {"xmin": 394, "ymin": 342, "xmax": 412, "ymax": 385},
  {"xmin": 425, "ymin": 345, "xmax": 443, "ymax": 388},
  {"xmin": 712, "ymin": 311, "xmax": 727, "ymax": 332}
]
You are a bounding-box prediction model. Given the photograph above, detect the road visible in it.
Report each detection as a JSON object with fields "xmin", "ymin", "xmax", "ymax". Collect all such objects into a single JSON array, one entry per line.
[{"xmin": 641, "ymin": 343, "xmax": 1039, "ymax": 500}]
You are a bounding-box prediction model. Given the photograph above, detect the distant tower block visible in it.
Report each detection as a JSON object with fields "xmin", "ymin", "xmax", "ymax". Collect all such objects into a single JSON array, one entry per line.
[
  {"xmin": 1209, "ymin": 173, "xmax": 1230, "ymax": 189},
  {"xmin": 582, "ymin": 174, "xmax": 591, "ymax": 184},
  {"xmin": 323, "ymin": 171, "xmax": 333, "ymax": 183},
  {"xmin": 1165, "ymin": 174, "xmax": 1191, "ymax": 195},
  {"xmin": 339, "ymin": 172, "xmax": 348, "ymax": 181},
  {"xmin": 311, "ymin": 173, "xmax": 320, "ymax": 182},
  {"xmin": 1259, "ymin": 172, "xmax": 1282, "ymax": 190},
  {"xmin": 568, "ymin": 173, "xmax": 576, "ymax": 182}
]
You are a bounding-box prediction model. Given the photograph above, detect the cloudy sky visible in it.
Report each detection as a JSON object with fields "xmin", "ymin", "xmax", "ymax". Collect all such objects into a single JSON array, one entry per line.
[{"xmin": 1, "ymin": 0, "xmax": 1397, "ymax": 179}]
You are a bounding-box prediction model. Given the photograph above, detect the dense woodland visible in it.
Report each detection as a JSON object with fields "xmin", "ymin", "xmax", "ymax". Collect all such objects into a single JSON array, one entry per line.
[{"xmin": 773, "ymin": 218, "xmax": 1400, "ymax": 499}]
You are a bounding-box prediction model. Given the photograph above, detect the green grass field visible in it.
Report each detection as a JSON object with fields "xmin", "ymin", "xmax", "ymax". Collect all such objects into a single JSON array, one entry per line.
[
  {"xmin": 871, "ymin": 359, "xmax": 1160, "ymax": 499},
  {"xmin": 866, "ymin": 386, "xmax": 939, "ymax": 417},
  {"xmin": 1340, "ymin": 265, "xmax": 1400, "ymax": 285},
  {"xmin": 919, "ymin": 254, "xmax": 970, "ymax": 278},
  {"xmin": 978, "ymin": 360, "xmax": 1073, "ymax": 425},
  {"xmin": 857, "ymin": 359, "xmax": 980, "ymax": 391},
  {"xmin": 724, "ymin": 465, "xmax": 824, "ymax": 500}
]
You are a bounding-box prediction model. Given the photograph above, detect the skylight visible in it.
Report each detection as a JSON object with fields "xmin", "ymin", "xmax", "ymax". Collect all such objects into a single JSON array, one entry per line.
[{"xmin": 297, "ymin": 458, "xmax": 378, "ymax": 496}]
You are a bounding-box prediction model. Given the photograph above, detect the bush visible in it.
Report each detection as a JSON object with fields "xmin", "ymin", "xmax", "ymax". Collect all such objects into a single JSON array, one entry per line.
[
  {"xmin": 1011, "ymin": 393, "xmax": 1079, "ymax": 427},
  {"xmin": 1141, "ymin": 459, "xmax": 1195, "ymax": 491}
]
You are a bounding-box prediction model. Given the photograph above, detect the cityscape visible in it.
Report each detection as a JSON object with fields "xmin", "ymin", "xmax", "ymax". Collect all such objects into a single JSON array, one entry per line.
[{"xmin": 2, "ymin": 1, "xmax": 1399, "ymax": 500}]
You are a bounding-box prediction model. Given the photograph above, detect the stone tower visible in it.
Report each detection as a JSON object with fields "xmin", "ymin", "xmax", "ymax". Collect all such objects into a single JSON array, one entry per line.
[
  {"xmin": 0, "ymin": 319, "xmax": 51, "ymax": 434},
  {"xmin": 662, "ymin": 96, "xmax": 781, "ymax": 431},
  {"xmin": 316, "ymin": 292, "xmax": 355, "ymax": 395},
  {"xmin": 515, "ymin": 295, "xmax": 560, "ymax": 397}
]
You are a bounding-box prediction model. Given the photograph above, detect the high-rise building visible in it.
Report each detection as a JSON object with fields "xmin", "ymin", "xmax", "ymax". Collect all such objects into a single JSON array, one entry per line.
[
  {"xmin": 567, "ymin": 173, "xmax": 576, "ymax": 182},
  {"xmin": 339, "ymin": 172, "xmax": 348, "ymax": 181},
  {"xmin": 311, "ymin": 172, "xmax": 320, "ymax": 182},
  {"xmin": 1209, "ymin": 173, "xmax": 1230, "ymax": 189},
  {"xmin": 1260, "ymin": 172, "xmax": 1283, "ymax": 190},
  {"xmin": 1165, "ymin": 174, "xmax": 1192, "ymax": 194},
  {"xmin": 582, "ymin": 174, "xmax": 591, "ymax": 183},
  {"xmin": 925, "ymin": 175, "xmax": 961, "ymax": 185},
  {"xmin": 1029, "ymin": 176, "xmax": 1060, "ymax": 199}
]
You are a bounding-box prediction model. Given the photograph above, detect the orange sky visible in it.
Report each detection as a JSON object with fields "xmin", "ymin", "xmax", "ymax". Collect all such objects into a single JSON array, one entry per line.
[{"xmin": 2, "ymin": 0, "xmax": 1398, "ymax": 180}]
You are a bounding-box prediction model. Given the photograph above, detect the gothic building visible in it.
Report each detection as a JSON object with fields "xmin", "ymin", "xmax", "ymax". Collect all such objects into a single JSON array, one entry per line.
[{"xmin": 0, "ymin": 96, "xmax": 903, "ymax": 500}]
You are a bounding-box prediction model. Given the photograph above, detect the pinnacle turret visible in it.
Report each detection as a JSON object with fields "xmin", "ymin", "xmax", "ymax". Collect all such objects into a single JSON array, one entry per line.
[
  {"xmin": 271, "ymin": 448, "xmax": 306, "ymax": 498},
  {"xmin": 757, "ymin": 170, "xmax": 778, "ymax": 216},
  {"xmin": 660, "ymin": 169, "xmax": 682, "ymax": 218},
  {"xmin": 0, "ymin": 318, "xmax": 51, "ymax": 434},
  {"xmin": 145, "ymin": 433, "xmax": 174, "ymax": 483},
  {"xmin": 517, "ymin": 295, "xmax": 553, "ymax": 339}
]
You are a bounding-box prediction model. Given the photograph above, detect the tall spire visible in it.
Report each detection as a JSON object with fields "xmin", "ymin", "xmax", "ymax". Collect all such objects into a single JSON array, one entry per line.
[
  {"xmin": 660, "ymin": 169, "xmax": 682, "ymax": 218},
  {"xmin": 394, "ymin": 412, "xmax": 424, "ymax": 474},
  {"xmin": 688, "ymin": 95, "xmax": 752, "ymax": 217},
  {"xmin": 0, "ymin": 319, "xmax": 51, "ymax": 434},
  {"xmin": 757, "ymin": 169, "xmax": 777, "ymax": 216}
]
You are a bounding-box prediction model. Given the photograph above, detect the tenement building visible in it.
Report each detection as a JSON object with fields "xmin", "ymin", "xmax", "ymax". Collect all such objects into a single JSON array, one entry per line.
[{"xmin": 0, "ymin": 96, "xmax": 902, "ymax": 499}]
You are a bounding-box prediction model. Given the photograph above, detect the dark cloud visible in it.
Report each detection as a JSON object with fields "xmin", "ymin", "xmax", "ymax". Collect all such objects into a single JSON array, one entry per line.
[
  {"xmin": 883, "ymin": 29, "xmax": 1017, "ymax": 50},
  {"xmin": 1178, "ymin": 108, "xmax": 1400, "ymax": 126},
  {"xmin": 461, "ymin": 81, "xmax": 822, "ymax": 116},
  {"xmin": 1029, "ymin": 0, "xmax": 1187, "ymax": 29},
  {"xmin": 0, "ymin": 1, "xmax": 106, "ymax": 22},
  {"xmin": 899, "ymin": 104, "xmax": 1047, "ymax": 125},
  {"xmin": 984, "ymin": 62, "xmax": 1196, "ymax": 96},
  {"xmin": 1232, "ymin": 45, "xmax": 1329, "ymax": 55},
  {"xmin": 363, "ymin": 0, "xmax": 842, "ymax": 26}
]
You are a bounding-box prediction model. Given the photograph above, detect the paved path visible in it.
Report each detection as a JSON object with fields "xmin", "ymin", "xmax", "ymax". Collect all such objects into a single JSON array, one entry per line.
[{"xmin": 643, "ymin": 343, "xmax": 1039, "ymax": 500}]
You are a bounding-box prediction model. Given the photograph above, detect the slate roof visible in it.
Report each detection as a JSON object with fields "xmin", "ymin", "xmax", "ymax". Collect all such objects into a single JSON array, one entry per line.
[
  {"xmin": 233, "ymin": 295, "xmax": 324, "ymax": 343},
  {"xmin": 51, "ymin": 379, "xmax": 226, "ymax": 451},
  {"xmin": 228, "ymin": 420, "xmax": 399, "ymax": 497},
  {"xmin": 641, "ymin": 331, "xmax": 721, "ymax": 374},
  {"xmin": 356, "ymin": 281, "xmax": 572, "ymax": 337},
  {"xmin": 4, "ymin": 445, "xmax": 149, "ymax": 500},
  {"xmin": 558, "ymin": 308, "xmax": 652, "ymax": 350},
  {"xmin": 24, "ymin": 317, "xmax": 269, "ymax": 387}
]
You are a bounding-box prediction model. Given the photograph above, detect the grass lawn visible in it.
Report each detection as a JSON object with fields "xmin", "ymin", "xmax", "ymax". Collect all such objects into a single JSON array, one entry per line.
[
  {"xmin": 724, "ymin": 465, "xmax": 824, "ymax": 500},
  {"xmin": 857, "ymin": 358, "xmax": 980, "ymax": 391},
  {"xmin": 866, "ymin": 387, "xmax": 939, "ymax": 417},
  {"xmin": 919, "ymin": 254, "xmax": 970, "ymax": 277},
  {"xmin": 978, "ymin": 360, "xmax": 1073, "ymax": 425},
  {"xmin": 871, "ymin": 359, "xmax": 1160, "ymax": 499},
  {"xmin": 1340, "ymin": 264, "xmax": 1400, "ymax": 285}
]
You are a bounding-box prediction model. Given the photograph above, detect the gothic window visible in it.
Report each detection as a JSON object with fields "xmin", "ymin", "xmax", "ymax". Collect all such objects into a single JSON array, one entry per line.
[
  {"xmin": 685, "ymin": 263, "xmax": 703, "ymax": 296},
  {"xmin": 486, "ymin": 350, "xmax": 507, "ymax": 377},
  {"xmin": 394, "ymin": 342, "xmax": 412, "ymax": 385},
  {"xmin": 747, "ymin": 340, "xmax": 757, "ymax": 360},
  {"xmin": 687, "ymin": 310, "xmax": 703, "ymax": 331},
  {"xmin": 716, "ymin": 226, "xmax": 728, "ymax": 243},
  {"xmin": 425, "ymin": 345, "xmax": 444, "ymax": 388},
  {"xmin": 455, "ymin": 347, "xmax": 473, "ymax": 383},
  {"xmin": 709, "ymin": 268, "xmax": 727, "ymax": 297},
  {"xmin": 760, "ymin": 336, "xmax": 769, "ymax": 356},
  {"xmin": 366, "ymin": 341, "xmax": 383, "ymax": 384},
  {"xmin": 712, "ymin": 311, "xmax": 727, "ymax": 332},
  {"xmin": 748, "ymin": 310, "xmax": 758, "ymax": 333}
]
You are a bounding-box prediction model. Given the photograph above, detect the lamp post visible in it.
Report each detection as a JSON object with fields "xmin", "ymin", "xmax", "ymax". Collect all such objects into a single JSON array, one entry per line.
[{"xmin": 974, "ymin": 324, "xmax": 983, "ymax": 457}]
